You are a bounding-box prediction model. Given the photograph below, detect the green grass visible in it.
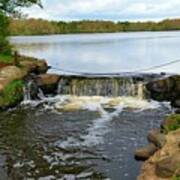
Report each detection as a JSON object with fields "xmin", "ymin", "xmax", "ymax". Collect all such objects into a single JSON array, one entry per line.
[
  {"xmin": 0, "ymin": 53, "xmax": 13, "ymax": 64},
  {"xmin": 172, "ymin": 176, "xmax": 180, "ymax": 180},
  {"xmin": 0, "ymin": 80, "xmax": 24, "ymax": 108},
  {"xmin": 164, "ymin": 114, "xmax": 180, "ymax": 132}
]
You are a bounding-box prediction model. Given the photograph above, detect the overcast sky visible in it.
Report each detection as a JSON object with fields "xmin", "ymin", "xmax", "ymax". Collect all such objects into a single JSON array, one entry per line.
[{"xmin": 22, "ymin": 0, "xmax": 180, "ymax": 21}]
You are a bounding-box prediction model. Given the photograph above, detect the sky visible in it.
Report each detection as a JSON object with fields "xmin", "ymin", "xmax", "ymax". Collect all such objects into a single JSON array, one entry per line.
[{"xmin": 22, "ymin": 0, "xmax": 180, "ymax": 22}]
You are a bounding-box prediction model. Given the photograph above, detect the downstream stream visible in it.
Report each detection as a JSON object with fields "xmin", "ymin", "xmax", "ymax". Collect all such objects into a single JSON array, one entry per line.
[{"xmin": 0, "ymin": 93, "xmax": 171, "ymax": 179}]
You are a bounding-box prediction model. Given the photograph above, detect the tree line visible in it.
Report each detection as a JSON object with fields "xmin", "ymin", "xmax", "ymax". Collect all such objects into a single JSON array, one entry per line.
[{"xmin": 9, "ymin": 18, "xmax": 180, "ymax": 36}]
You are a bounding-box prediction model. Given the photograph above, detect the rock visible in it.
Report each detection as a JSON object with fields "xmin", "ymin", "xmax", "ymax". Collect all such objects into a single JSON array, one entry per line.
[
  {"xmin": 0, "ymin": 66, "xmax": 27, "ymax": 80},
  {"xmin": 138, "ymin": 129, "xmax": 180, "ymax": 180},
  {"xmin": 55, "ymin": 102, "xmax": 83, "ymax": 112},
  {"xmin": 135, "ymin": 143, "xmax": 157, "ymax": 161},
  {"xmin": 155, "ymin": 154, "xmax": 180, "ymax": 178},
  {"xmin": 174, "ymin": 168, "xmax": 180, "ymax": 177},
  {"xmin": 146, "ymin": 75, "xmax": 180, "ymax": 103},
  {"xmin": 172, "ymin": 99, "xmax": 180, "ymax": 108},
  {"xmin": 0, "ymin": 66, "xmax": 27, "ymax": 92},
  {"xmin": 35, "ymin": 74, "xmax": 60, "ymax": 94},
  {"xmin": 175, "ymin": 108, "xmax": 180, "ymax": 114},
  {"xmin": 147, "ymin": 129, "xmax": 166, "ymax": 148},
  {"xmin": 146, "ymin": 77, "xmax": 174, "ymax": 93},
  {"xmin": 20, "ymin": 59, "xmax": 48, "ymax": 74}
]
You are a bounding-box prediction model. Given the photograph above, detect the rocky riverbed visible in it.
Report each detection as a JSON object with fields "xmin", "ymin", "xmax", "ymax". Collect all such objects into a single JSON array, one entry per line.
[
  {"xmin": 138, "ymin": 118, "xmax": 180, "ymax": 180},
  {"xmin": 136, "ymin": 77, "xmax": 180, "ymax": 180}
]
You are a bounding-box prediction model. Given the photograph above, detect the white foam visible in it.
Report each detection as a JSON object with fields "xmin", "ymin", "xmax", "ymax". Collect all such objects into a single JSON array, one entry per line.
[
  {"xmin": 81, "ymin": 104, "xmax": 124, "ymax": 146},
  {"xmin": 23, "ymin": 95, "xmax": 164, "ymax": 148}
]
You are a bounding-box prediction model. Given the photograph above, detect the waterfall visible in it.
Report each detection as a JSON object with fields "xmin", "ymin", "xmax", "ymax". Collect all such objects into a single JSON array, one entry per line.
[
  {"xmin": 23, "ymin": 80, "xmax": 45, "ymax": 101},
  {"xmin": 23, "ymin": 81, "xmax": 33, "ymax": 101},
  {"xmin": 57, "ymin": 76, "xmax": 150, "ymax": 99}
]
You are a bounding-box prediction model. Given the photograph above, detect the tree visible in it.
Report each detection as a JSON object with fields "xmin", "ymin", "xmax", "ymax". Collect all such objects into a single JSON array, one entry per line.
[
  {"xmin": 0, "ymin": 11, "xmax": 11, "ymax": 54},
  {"xmin": 0, "ymin": 0, "xmax": 42, "ymax": 14},
  {"xmin": 0, "ymin": 0, "xmax": 42, "ymax": 55}
]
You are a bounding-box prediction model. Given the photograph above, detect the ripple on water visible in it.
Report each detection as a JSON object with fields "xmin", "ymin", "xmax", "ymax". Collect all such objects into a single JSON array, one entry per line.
[{"xmin": 0, "ymin": 96, "xmax": 171, "ymax": 179}]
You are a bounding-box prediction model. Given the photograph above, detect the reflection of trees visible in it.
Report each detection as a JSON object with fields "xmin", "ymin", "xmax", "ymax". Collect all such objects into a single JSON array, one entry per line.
[{"xmin": 14, "ymin": 43, "xmax": 55, "ymax": 52}]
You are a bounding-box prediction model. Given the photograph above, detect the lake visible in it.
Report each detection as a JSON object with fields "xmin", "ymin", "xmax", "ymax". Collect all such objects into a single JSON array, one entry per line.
[{"xmin": 10, "ymin": 31, "xmax": 180, "ymax": 74}]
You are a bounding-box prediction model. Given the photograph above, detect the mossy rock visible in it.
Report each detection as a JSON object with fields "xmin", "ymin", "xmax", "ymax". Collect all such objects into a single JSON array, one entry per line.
[
  {"xmin": 0, "ymin": 80, "xmax": 24, "ymax": 109},
  {"xmin": 162, "ymin": 114, "xmax": 180, "ymax": 133}
]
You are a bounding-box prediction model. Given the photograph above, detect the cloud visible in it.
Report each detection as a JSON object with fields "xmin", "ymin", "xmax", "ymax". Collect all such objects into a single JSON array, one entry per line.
[{"xmin": 21, "ymin": 0, "xmax": 180, "ymax": 21}]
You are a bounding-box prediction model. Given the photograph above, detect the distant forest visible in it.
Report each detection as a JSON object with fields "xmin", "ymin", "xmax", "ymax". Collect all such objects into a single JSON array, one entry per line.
[{"xmin": 9, "ymin": 18, "xmax": 180, "ymax": 35}]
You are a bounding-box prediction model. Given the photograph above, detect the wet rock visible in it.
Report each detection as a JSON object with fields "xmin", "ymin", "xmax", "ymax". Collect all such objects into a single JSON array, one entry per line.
[
  {"xmin": 155, "ymin": 154, "xmax": 180, "ymax": 178},
  {"xmin": 147, "ymin": 129, "xmax": 166, "ymax": 148},
  {"xmin": 172, "ymin": 99, "xmax": 180, "ymax": 108},
  {"xmin": 135, "ymin": 143, "xmax": 157, "ymax": 161},
  {"xmin": 146, "ymin": 77, "xmax": 174, "ymax": 93},
  {"xmin": 36, "ymin": 74, "xmax": 60, "ymax": 94},
  {"xmin": 24, "ymin": 80, "xmax": 39, "ymax": 100},
  {"xmin": 146, "ymin": 75, "xmax": 180, "ymax": 103}
]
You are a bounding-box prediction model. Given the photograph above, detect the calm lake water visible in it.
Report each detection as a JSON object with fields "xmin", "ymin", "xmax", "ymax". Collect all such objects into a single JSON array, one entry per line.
[{"xmin": 10, "ymin": 31, "xmax": 180, "ymax": 74}]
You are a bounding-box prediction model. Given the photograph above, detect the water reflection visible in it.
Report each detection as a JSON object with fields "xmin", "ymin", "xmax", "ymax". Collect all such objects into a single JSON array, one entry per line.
[{"xmin": 10, "ymin": 31, "xmax": 180, "ymax": 74}]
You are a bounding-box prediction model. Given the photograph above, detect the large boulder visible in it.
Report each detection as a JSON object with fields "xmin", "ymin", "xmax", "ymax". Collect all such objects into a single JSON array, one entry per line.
[
  {"xmin": 20, "ymin": 59, "xmax": 48, "ymax": 74},
  {"xmin": 35, "ymin": 74, "xmax": 60, "ymax": 94},
  {"xmin": 146, "ymin": 75, "xmax": 180, "ymax": 102},
  {"xmin": 0, "ymin": 66, "xmax": 27, "ymax": 92}
]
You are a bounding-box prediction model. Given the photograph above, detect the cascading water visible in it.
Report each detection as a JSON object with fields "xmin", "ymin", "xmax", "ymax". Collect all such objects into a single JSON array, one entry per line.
[
  {"xmin": 57, "ymin": 75, "xmax": 152, "ymax": 99},
  {"xmin": 23, "ymin": 80, "xmax": 45, "ymax": 103}
]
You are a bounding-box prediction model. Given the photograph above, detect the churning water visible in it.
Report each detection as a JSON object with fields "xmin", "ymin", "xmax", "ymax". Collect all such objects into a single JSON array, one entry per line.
[
  {"xmin": 1, "ymin": 72, "xmax": 172, "ymax": 179},
  {"xmin": 0, "ymin": 85, "xmax": 171, "ymax": 179}
]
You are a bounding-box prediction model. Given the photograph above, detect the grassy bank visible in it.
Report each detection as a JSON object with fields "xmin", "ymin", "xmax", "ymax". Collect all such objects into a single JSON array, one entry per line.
[
  {"xmin": 0, "ymin": 80, "xmax": 24, "ymax": 108},
  {"xmin": 0, "ymin": 54, "xmax": 13, "ymax": 64}
]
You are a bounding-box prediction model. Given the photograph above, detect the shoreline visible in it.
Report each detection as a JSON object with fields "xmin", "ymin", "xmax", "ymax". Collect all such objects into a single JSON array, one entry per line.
[{"xmin": 9, "ymin": 30, "xmax": 180, "ymax": 37}]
